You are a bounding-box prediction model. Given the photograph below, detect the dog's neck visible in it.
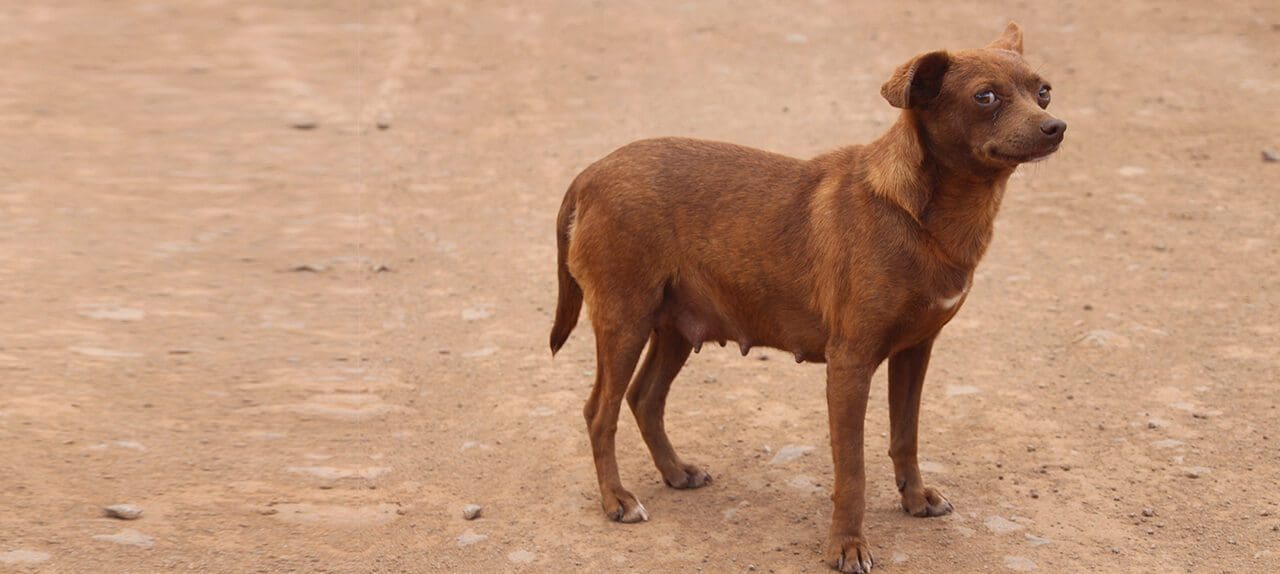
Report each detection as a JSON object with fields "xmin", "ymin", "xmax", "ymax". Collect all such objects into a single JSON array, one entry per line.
[{"xmin": 864, "ymin": 113, "xmax": 1012, "ymax": 270}]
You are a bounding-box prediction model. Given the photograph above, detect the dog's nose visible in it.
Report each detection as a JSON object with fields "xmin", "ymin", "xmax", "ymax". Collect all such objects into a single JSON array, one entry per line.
[{"xmin": 1040, "ymin": 118, "xmax": 1067, "ymax": 139}]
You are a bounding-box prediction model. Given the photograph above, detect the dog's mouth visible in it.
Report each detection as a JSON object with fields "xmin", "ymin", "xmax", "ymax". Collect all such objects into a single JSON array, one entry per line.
[{"xmin": 987, "ymin": 144, "xmax": 1060, "ymax": 165}]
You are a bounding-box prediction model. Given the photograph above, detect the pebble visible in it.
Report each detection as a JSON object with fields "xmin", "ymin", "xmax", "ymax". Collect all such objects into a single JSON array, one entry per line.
[
  {"xmin": 104, "ymin": 504, "xmax": 143, "ymax": 520},
  {"xmin": 1024, "ymin": 534, "xmax": 1052, "ymax": 546},
  {"xmin": 1141, "ymin": 508, "xmax": 1155, "ymax": 518},
  {"xmin": 769, "ymin": 445, "xmax": 815, "ymax": 464},
  {"xmin": 1263, "ymin": 149, "xmax": 1279, "ymax": 163},
  {"xmin": 93, "ymin": 529, "xmax": 155, "ymax": 549},
  {"xmin": 507, "ymin": 549, "xmax": 535, "ymax": 564},
  {"xmin": 376, "ymin": 111, "xmax": 392, "ymax": 130},
  {"xmin": 0, "ymin": 550, "xmax": 51, "ymax": 565},
  {"xmin": 1004, "ymin": 555, "xmax": 1037, "ymax": 572},
  {"xmin": 985, "ymin": 515, "xmax": 1024, "ymax": 535},
  {"xmin": 462, "ymin": 504, "xmax": 482, "ymax": 520},
  {"xmin": 1029, "ymin": 489, "xmax": 1040, "ymax": 499},
  {"xmin": 946, "ymin": 385, "xmax": 981, "ymax": 397},
  {"xmin": 289, "ymin": 113, "xmax": 318, "ymax": 130},
  {"xmin": 456, "ymin": 531, "xmax": 487, "ymax": 547},
  {"xmin": 1075, "ymin": 329, "xmax": 1131, "ymax": 349}
]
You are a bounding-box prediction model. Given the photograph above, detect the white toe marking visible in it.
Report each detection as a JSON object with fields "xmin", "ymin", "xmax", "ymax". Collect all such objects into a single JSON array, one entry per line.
[{"xmin": 635, "ymin": 501, "xmax": 649, "ymax": 522}]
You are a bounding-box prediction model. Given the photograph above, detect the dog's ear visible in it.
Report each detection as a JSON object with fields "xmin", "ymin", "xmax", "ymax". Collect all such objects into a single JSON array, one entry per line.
[
  {"xmin": 986, "ymin": 21, "xmax": 1024, "ymax": 54},
  {"xmin": 880, "ymin": 51, "xmax": 951, "ymax": 110}
]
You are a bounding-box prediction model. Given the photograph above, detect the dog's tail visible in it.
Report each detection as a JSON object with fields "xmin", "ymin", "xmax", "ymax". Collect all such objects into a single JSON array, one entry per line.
[{"xmin": 549, "ymin": 182, "xmax": 583, "ymax": 356}]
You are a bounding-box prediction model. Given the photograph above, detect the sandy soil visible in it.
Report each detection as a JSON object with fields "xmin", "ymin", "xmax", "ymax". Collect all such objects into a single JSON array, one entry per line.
[{"xmin": 2, "ymin": 1, "xmax": 1279, "ymax": 572}]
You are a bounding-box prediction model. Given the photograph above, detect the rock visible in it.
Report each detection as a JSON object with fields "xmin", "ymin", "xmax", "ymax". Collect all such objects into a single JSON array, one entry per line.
[
  {"xmin": 984, "ymin": 515, "xmax": 1025, "ymax": 535},
  {"xmin": 93, "ymin": 529, "xmax": 155, "ymax": 549},
  {"xmin": 375, "ymin": 111, "xmax": 392, "ymax": 130},
  {"xmin": 1028, "ymin": 489, "xmax": 1040, "ymax": 499},
  {"xmin": 946, "ymin": 385, "xmax": 981, "ymax": 396},
  {"xmin": 1263, "ymin": 149, "xmax": 1279, "ymax": 163},
  {"xmin": 786, "ymin": 475, "xmax": 822, "ymax": 493},
  {"xmin": 462, "ymin": 346, "xmax": 497, "ymax": 358},
  {"xmin": 79, "ymin": 307, "xmax": 145, "ymax": 321},
  {"xmin": 1075, "ymin": 329, "xmax": 1131, "ymax": 349},
  {"xmin": 104, "ymin": 504, "xmax": 143, "ymax": 520},
  {"xmin": 918, "ymin": 460, "xmax": 948, "ymax": 473},
  {"xmin": 287, "ymin": 263, "xmax": 328, "ymax": 273},
  {"xmin": 1004, "ymin": 555, "xmax": 1037, "ymax": 572},
  {"xmin": 507, "ymin": 549, "xmax": 535, "ymax": 564},
  {"xmin": 456, "ymin": 530, "xmax": 487, "ymax": 547},
  {"xmin": 769, "ymin": 445, "xmax": 815, "ymax": 464},
  {"xmin": 0, "ymin": 550, "xmax": 51, "ymax": 564},
  {"xmin": 1141, "ymin": 508, "xmax": 1155, "ymax": 518},
  {"xmin": 1024, "ymin": 533, "xmax": 1052, "ymax": 546},
  {"xmin": 461, "ymin": 306, "xmax": 493, "ymax": 321},
  {"xmin": 462, "ymin": 504, "xmax": 482, "ymax": 520},
  {"xmin": 289, "ymin": 113, "xmax": 318, "ymax": 130}
]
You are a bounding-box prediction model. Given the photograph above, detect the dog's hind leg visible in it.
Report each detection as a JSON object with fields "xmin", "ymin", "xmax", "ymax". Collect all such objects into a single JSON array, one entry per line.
[
  {"xmin": 583, "ymin": 307, "xmax": 655, "ymax": 523},
  {"xmin": 626, "ymin": 326, "xmax": 710, "ymax": 489},
  {"xmin": 887, "ymin": 337, "xmax": 953, "ymax": 518}
]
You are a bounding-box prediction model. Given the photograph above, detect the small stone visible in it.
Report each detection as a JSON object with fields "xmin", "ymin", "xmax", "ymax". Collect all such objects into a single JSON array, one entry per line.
[
  {"xmin": 92, "ymin": 529, "xmax": 154, "ymax": 549},
  {"xmin": 507, "ymin": 549, "xmax": 535, "ymax": 564},
  {"xmin": 1003, "ymin": 555, "xmax": 1037, "ymax": 572},
  {"xmin": 462, "ymin": 504, "xmax": 482, "ymax": 520},
  {"xmin": 287, "ymin": 263, "xmax": 327, "ymax": 273},
  {"xmin": 1263, "ymin": 149, "xmax": 1279, "ymax": 163},
  {"xmin": 769, "ymin": 445, "xmax": 815, "ymax": 465},
  {"xmin": 984, "ymin": 515, "xmax": 1024, "ymax": 535},
  {"xmin": 1024, "ymin": 533, "xmax": 1052, "ymax": 546},
  {"xmin": 375, "ymin": 111, "xmax": 392, "ymax": 130},
  {"xmin": 1026, "ymin": 445, "xmax": 1037, "ymax": 452},
  {"xmin": 104, "ymin": 504, "xmax": 143, "ymax": 520},
  {"xmin": 0, "ymin": 550, "xmax": 51, "ymax": 565},
  {"xmin": 1029, "ymin": 490, "xmax": 1040, "ymax": 499},
  {"xmin": 456, "ymin": 530, "xmax": 487, "ymax": 547},
  {"xmin": 289, "ymin": 113, "xmax": 318, "ymax": 130},
  {"xmin": 1141, "ymin": 508, "xmax": 1155, "ymax": 518}
]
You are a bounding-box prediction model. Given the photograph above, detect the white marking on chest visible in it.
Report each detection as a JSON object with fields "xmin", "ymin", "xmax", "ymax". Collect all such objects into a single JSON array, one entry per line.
[{"xmin": 935, "ymin": 280, "xmax": 970, "ymax": 311}]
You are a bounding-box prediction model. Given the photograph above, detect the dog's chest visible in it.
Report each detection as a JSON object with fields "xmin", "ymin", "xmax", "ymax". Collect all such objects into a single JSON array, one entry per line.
[{"xmin": 933, "ymin": 280, "xmax": 970, "ymax": 311}]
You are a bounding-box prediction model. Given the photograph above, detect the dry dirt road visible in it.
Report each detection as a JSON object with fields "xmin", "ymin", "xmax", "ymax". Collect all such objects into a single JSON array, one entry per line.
[{"xmin": 2, "ymin": 1, "xmax": 1278, "ymax": 573}]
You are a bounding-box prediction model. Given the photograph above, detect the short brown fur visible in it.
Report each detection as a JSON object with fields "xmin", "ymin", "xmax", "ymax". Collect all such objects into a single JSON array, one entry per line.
[{"xmin": 550, "ymin": 22, "xmax": 1064, "ymax": 573}]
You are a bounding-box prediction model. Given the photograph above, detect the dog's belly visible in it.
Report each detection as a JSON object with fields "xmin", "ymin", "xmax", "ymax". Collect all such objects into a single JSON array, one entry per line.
[{"xmin": 656, "ymin": 284, "xmax": 829, "ymax": 363}]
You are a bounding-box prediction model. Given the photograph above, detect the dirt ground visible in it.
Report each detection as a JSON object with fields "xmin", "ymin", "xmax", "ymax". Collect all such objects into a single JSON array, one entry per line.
[{"xmin": 1, "ymin": 1, "xmax": 1278, "ymax": 572}]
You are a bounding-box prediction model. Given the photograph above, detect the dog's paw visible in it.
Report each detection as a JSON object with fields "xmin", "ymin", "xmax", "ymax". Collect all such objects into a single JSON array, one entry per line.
[
  {"xmin": 825, "ymin": 533, "xmax": 874, "ymax": 573},
  {"xmin": 603, "ymin": 489, "xmax": 649, "ymax": 523},
  {"xmin": 901, "ymin": 486, "xmax": 953, "ymax": 518},
  {"xmin": 663, "ymin": 463, "xmax": 712, "ymax": 489}
]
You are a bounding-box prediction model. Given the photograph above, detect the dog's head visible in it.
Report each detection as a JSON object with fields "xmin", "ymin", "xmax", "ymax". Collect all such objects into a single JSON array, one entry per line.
[{"xmin": 880, "ymin": 22, "xmax": 1065, "ymax": 170}]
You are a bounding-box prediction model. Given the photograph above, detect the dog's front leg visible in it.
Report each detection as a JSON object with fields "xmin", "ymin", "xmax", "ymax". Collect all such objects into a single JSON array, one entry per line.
[
  {"xmin": 823, "ymin": 340, "xmax": 878, "ymax": 574},
  {"xmin": 888, "ymin": 338, "xmax": 954, "ymax": 517}
]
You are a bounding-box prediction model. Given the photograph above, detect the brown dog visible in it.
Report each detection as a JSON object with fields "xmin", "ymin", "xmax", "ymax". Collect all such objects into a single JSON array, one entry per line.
[{"xmin": 549, "ymin": 22, "xmax": 1063, "ymax": 573}]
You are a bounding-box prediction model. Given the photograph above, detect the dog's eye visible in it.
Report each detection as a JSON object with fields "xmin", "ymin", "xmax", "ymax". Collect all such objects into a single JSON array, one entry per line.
[
  {"xmin": 1038, "ymin": 86, "xmax": 1051, "ymax": 101},
  {"xmin": 974, "ymin": 90, "xmax": 997, "ymax": 106}
]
